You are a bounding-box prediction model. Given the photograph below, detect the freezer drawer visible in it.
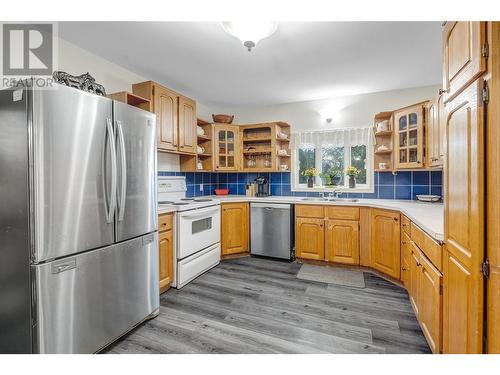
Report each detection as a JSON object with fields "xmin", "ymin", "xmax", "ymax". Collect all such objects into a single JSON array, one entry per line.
[
  {"xmin": 250, "ymin": 203, "xmax": 293, "ymax": 260},
  {"xmin": 177, "ymin": 243, "xmax": 220, "ymax": 289},
  {"xmin": 33, "ymin": 233, "xmax": 159, "ymax": 354}
]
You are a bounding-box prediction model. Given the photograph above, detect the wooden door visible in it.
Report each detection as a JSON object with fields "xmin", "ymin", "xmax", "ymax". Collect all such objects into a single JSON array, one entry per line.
[
  {"xmin": 325, "ymin": 219, "xmax": 359, "ymax": 264},
  {"xmin": 442, "ymin": 22, "xmax": 486, "ymax": 103},
  {"xmin": 409, "ymin": 243, "xmax": 421, "ymax": 317},
  {"xmin": 178, "ymin": 95, "xmax": 197, "ymax": 154},
  {"xmin": 221, "ymin": 203, "xmax": 248, "ymax": 255},
  {"xmin": 296, "ymin": 217, "xmax": 324, "ymax": 260},
  {"xmin": 154, "ymin": 85, "xmax": 178, "ymax": 152},
  {"xmin": 443, "ymin": 79, "xmax": 485, "ymax": 353},
  {"xmin": 370, "ymin": 209, "xmax": 401, "ymax": 278},
  {"xmin": 401, "ymin": 231, "xmax": 411, "ymax": 287},
  {"xmin": 394, "ymin": 104, "xmax": 425, "ymax": 169},
  {"xmin": 159, "ymin": 229, "xmax": 173, "ymax": 293},
  {"xmin": 427, "ymin": 96, "xmax": 443, "ymax": 167},
  {"xmin": 419, "ymin": 253, "xmax": 443, "ymax": 354},
  {"xmin": 214, "ymin": 125, "xmax": 239, "ymax": 171}
]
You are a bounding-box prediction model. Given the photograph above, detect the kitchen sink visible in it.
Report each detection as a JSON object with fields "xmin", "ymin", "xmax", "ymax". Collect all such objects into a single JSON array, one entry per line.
[
  {"xmin": 300, "ymin": 197, "xmax": 359, "ymax": 203},
  {"xmin": 300, "ymin": 197, "xmax": 329, "ymax": 201}
]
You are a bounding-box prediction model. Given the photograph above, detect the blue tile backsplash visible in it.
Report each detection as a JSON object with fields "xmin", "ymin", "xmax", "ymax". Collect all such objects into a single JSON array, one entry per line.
[{"xmin": 157, "ymin": 170, "xmax": 443, "ymax": 200}]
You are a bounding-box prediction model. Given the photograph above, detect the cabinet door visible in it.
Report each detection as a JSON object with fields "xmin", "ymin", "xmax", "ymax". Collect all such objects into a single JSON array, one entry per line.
[
  {"xmin": 159, "ymin": 229, "xmax": 173, "ymax": 293},
  {"xmin": 394, "ymin": 104, "xmax": 425, "ymax": 169},
  {"xmin": 409, "ymin": 243, "xmax": 421, "ymax": 317},
  {"xmin": 214, "ymin": 125, "xmax": 239, "ymax": 171},
  {"xmin": 419, "ymin": 254, "xmax": 443, "ymax": 354},
  {"xmin": 296, "ymin": 217, "xmax": 324, "ymax": 260},
  {"xmin": 401, "ymin": 231, "xmax": 411, "ymax": 287},
  {"xmin": 370, "ymin": 209, "xmax": 401, "ymax": 278},
  {"xmin": 443, "ymin": 79, "xmax": 484, "ymax": 353},
  {"xmin": 427, "ymin": 96, "xmax": 443, "ymax": 167},
  {"xmin": 178, "ymin": 96, "xmax": 197, "ymax": 154},
  {"xmin": 221, "ymin": 203, "xmax": 248, "ymax": 255},
  {"xmin": 442, "ymin": 22, "xmax": 486, "ymax": 102},
  {"xmin": 154, "ymin": 85, "xmax": 178, "ymax": 151},
  {"xmin": 325, "ymin": 219, "xmax": 359, "ymax": 264}
]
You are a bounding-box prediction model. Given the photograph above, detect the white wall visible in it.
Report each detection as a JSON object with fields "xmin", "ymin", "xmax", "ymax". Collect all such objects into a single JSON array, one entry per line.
[{"xmin": 215, "ymin": 85, "xmax": 440, "ymax": 132}]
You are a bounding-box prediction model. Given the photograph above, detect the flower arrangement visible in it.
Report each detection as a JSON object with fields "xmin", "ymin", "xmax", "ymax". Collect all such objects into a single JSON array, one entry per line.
[
  {"xmin": 301, "ymin": 168, "xmax": 319, "ymax": 188},
  {"xmin": 301, "ymin": 168, "xmax": 319, "ymax": 177},
  {"xmin": 345, "ymin": 166, "xmax": 360, "ymax": 188},
  {"xmin": 345, "ymin": 166, "xmax": 361, "ymax": 177},
  {"xmin": 320, "ymin": 168, "xmax": 342, "ymax": 186}
]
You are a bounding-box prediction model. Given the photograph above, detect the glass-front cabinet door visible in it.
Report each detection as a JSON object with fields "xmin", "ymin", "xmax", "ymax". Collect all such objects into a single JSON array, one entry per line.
[
  {"xmin": 213, "ymin": 125, "xmax": 239, "ymax": 171},
  {"xmin": 394, "ymin": 103, "xmax": 425, "ymax": 169}
]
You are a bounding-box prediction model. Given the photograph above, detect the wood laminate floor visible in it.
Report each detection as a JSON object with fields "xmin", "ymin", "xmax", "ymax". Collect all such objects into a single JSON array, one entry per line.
[{"xmin": 104, "ymin": 257, "xmax": 431, "ymax": 354}]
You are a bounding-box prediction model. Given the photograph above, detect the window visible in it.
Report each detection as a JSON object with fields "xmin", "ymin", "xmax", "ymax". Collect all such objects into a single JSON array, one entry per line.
[{"xmin": 292, "ymin": 128, "xmax": 373, "ymax": 192}]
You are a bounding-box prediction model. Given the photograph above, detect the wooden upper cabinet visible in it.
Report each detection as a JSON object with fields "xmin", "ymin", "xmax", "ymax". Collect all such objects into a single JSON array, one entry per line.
[
  {"xmin": 443, "ymin": 79, "xmax": 485, "ymax": 354},
  {"xmin": 221, "ymin": 203, "xmax": 249, "ymax": 255},
  {"xmin": 427, "ymin": 95, "xmax": 444, "ymax": 168},
  {"xmin": 132, "ymin": 81, "xmax": 196, "ymax": 154},
  {"xmin": 178, "ymin": 95, "xmax": 197, "ymax": 154},
  {"xmin": 325, "ymin": 219, "xmax": 359, "ymax": 265},
  {"xmin": 370, "ymin": 209, "xmax": 401, "ymax": 279},
  {"xmin": 394, "ymin": 103, "xmax": 426, "ymax": 169},
  {"xmin": 442, "ymin": 22, "xmax": 487, "ymax": 103},
  {"xmin": 295, "ymin": 217, "xmax": 325, "ymax": 260},
  {"xmin": 155, "ymin": 86, "xmax": 178, "ymax": 151},
  {"xmin": 213, "ymin": 125, "xmax": 240, "ymax": 171}
]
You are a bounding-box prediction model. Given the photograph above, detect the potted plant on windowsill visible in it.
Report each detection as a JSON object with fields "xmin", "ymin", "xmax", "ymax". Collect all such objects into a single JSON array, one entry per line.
[
  {"xmin": 320, "ymin": 168, "xmax": 343, "ymax": 187},
  {"xmin": 302, "ymin": 168, "xmax": 319, "ymax": 188},
  {"xmin": 345, "ymin": 166, "xmax": 361, "ymax": 189}
]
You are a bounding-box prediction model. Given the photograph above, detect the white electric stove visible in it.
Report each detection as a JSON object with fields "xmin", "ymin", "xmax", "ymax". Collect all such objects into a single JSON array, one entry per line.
[{"xmin": 157, "ymin": 176, "xmax": 221, "ymax": 288}]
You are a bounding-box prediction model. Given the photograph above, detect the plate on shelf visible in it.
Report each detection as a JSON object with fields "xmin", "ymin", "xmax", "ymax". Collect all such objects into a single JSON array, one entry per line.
[{"xmin": 416, "ymin": 195, "xmax": 441, "ymax": 202}]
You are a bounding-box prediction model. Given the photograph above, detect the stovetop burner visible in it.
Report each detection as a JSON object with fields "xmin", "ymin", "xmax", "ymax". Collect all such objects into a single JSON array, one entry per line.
[
  {"xmin": 158, "ymin": 200, "xmax": 175, "ymax": 205},
  {"xmin": 193, "ymin": 198, "xmax": 213, "ymax": 202}
]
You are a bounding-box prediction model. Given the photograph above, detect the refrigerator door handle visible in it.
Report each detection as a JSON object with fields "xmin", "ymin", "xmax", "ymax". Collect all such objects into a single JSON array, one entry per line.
[
  {"xmin": 105, "ymin": 118, "xmax": 117, "ymax": 223},
  {"xmin": 116, "ymin": 120, "xmax": 127, "ymax": 221}
]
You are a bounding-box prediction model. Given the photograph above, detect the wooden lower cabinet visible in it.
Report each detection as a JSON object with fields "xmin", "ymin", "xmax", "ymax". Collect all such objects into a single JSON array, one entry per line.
[
  {"xmin": 418, "ymin": 252, "xmax": 443, "ymax": 354},
  {"xmin": 401, "ymin": 231, "xmax": 411, "ymax": 288},
  {"xmin": 158, "ymin": 213, "xmax": 174, "ymax": 293},
  {"xmin": 325, "ymin": 219, "xmax": 359, "ymax": 264},
  {"xmin": 295, "ymin": 217, "xmax": 325, "ymax": 260},
  {"xmin": 370, "ymin": 209, "xmax": 401, "ymax": 279},
  {"xmin": 221, "ymin": 202, "xmax": 249, "ymax": 255},
  {"xmin": 409, "ymin": 244, "xmax": 421, "ymax": 316}
]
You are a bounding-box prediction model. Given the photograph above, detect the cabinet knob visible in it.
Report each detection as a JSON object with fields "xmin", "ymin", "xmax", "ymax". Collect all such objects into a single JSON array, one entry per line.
[
  {"xmin": 438, "ymin": 88, "xmax": 448, "ymax": 95},
  {"xmin": 394, "ymin": 217, "xmax": 399, "ymax": 222}
]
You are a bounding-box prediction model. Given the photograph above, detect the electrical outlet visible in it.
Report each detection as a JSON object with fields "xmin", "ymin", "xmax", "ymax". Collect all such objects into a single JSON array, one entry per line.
[{"xmin": 199, "ymin": 184, "xmax": 203, "ymax": 192}]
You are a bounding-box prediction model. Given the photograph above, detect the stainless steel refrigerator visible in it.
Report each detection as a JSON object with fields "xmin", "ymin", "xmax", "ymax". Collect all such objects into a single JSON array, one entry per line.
[{"xmin": 0, "ymin": 82, "xmax": 159, "ymax": 353}]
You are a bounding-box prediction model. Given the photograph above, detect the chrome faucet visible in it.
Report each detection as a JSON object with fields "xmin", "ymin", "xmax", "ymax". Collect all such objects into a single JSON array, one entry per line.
[{"xmin": 328, "ymin": 189, "xmax": 342, "ymax": 199}]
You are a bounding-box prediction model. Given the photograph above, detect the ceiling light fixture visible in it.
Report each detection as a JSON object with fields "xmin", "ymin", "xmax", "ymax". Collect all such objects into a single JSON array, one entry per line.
[{"xmin": 221, "ymin": 21, "xmax": 278, "ymax": 51}]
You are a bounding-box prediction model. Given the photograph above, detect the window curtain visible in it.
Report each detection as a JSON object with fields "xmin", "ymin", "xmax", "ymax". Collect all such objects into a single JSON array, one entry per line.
[{"xmin": 291, "ymin": 127, "xmax": 372, "ymax": 149}]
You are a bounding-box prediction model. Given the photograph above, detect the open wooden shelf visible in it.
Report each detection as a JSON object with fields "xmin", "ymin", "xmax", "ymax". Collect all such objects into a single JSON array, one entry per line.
[
  {"xmin": 375, "ymin": 148, "xmax": 393, "ymax": 155},
  {"xmin": 374, "ymin": 130, "xmax": 393, "ymax": 137},
  {"xmin": 107, "ymin": 91, "xmax": 151, "ymax": 112},
  {"xmin": 180, "ymin": 118, "xmax": 214, "ymax": 172}
]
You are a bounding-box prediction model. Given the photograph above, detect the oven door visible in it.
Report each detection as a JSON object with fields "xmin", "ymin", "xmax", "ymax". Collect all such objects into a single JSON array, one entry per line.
[{"xmin": 177, "ymin": 205, "xmax": 221, "ymax": 259}]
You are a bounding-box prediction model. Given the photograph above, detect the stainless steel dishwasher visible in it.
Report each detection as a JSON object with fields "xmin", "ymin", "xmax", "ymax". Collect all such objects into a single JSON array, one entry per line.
[{"xmin": 250, "ymin": 203, "xmax": 294, "ymax": 260}]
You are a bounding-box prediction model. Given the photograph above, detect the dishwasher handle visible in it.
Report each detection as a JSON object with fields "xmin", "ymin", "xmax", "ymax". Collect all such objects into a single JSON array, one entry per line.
[{"xmin": 251, "ymin": 202, "xmax": 291, "ymax": 210}]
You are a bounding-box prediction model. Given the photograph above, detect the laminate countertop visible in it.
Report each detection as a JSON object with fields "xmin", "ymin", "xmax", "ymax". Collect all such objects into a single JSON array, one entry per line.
[
  {"xmin": 212, "ymin": 195, "xmax": 444, "ymax": 242},
  {"xmin": 157, "ymin": 195, "xmax": 444, "ymax": 242}
]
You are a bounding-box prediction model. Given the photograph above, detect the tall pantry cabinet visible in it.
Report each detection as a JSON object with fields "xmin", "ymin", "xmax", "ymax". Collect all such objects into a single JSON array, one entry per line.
[{"xmin": 441, "ymin": 21, "xmax": 487, "ymax": 354}]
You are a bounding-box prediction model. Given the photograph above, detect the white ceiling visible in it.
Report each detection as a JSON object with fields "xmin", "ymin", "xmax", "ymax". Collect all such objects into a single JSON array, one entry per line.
[{"xmin": 59, "ymin": 22, "xmax": 442, "ymax": 108}]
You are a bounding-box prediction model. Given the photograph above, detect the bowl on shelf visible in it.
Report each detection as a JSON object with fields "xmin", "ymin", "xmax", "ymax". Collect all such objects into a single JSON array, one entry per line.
[
  {"xmin": 212, "ymin": 114, "xmax": 234, "ymax": 124},
  {"xmin": 214, "ymin": 188, "xmax": 229, "ymax": 196}
]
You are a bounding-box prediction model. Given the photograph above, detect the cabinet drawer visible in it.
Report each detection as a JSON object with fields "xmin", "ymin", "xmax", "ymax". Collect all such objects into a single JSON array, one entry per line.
[
  {"xmin": 295, "ymin": 205, "xmax": 324, "ymax": 218},
  {"xmin": 159, "ymin": 213, "xmax": 173, "ymax": 232},
  {"xmin": 401, "ymin": 215, "xmax": 411, "ymax": 234},
  {"xmin": 410, "ymin": 222, "xmax": 442, "ymax": 272},
  {"xmin": 325, "ymin": 206, "xmax": 359, "ymax": 221}
]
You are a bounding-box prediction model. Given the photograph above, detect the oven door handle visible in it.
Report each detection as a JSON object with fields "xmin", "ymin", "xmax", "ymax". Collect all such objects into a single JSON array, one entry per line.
[{"xmin": 179, "ymin": 206, "xmax": 220, "ymax": 219}]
